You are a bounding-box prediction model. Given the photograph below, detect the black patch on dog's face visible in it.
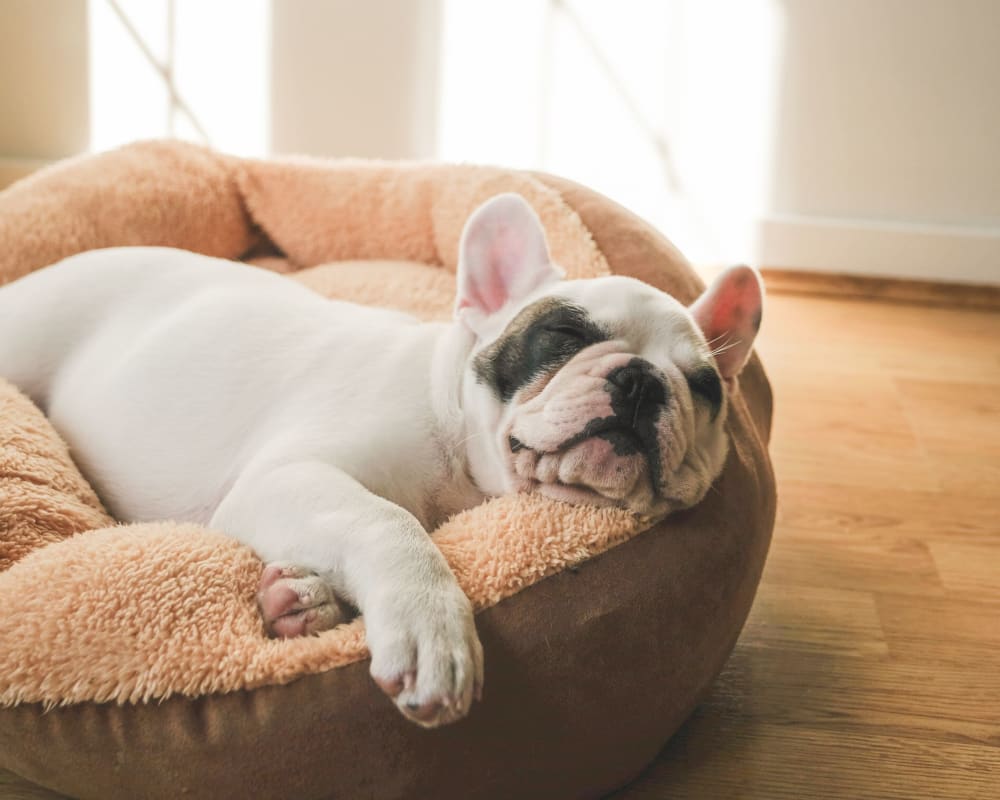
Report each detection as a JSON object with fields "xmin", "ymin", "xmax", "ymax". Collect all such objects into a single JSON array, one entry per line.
[
  {"xmin": 474, "ymin": 298, "xmax": 608, "ymax": 402},
  {"xmin": 686, "ymin": 364, "xmax": 723, "ymax": 421}
]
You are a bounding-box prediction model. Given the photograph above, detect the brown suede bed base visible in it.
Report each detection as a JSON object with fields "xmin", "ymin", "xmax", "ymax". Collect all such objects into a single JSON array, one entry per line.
[{"xmin": 0, "ymin": 155, "xmax": 774, "ymax": 800}]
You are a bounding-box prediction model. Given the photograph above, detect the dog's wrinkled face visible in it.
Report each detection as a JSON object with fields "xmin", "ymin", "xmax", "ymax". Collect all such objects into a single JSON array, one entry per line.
[{"xmin": 455, "ymin": 194, "xmax": 763, "ymax": 519}]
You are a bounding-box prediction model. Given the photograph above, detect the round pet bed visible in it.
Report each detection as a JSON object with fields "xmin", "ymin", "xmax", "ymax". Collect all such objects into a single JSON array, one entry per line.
[{"xmin": 0, "ymin": 141, "xmax": 775, "ymax": 800}]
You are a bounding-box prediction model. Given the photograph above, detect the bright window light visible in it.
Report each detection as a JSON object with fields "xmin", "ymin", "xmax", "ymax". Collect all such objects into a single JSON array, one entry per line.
[
  {"xmin": 88, "ymin": 0, "xmax": 270, "ymax": 156},
  {"xmin": 437, "ymin": 0, "xmax": 784, "ymax": 266}
]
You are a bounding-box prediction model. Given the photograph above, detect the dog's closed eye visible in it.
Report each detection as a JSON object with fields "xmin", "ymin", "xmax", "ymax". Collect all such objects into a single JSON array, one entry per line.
[{"xmin": 543, "ymin": 324, "xmax": 588, "ymax": 342}]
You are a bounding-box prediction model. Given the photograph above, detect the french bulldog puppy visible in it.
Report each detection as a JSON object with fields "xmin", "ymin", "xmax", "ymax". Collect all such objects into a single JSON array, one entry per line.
[{"xmin": 0, "ymin": 193, "xmax": 762, "ymax": 727}]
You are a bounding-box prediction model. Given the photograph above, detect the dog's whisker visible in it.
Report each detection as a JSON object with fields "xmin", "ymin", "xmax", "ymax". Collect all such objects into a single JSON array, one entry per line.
[
  {"xmin": 454, "ymin": 431, "xmax": 483, "ymax": 448},
  {"xmin": 709, "ymin": 337, "xmax": 743, "ymax": 358},
  {"xmin": 705, "ymin": 331, "xmax": 732, "ymax": 347}
]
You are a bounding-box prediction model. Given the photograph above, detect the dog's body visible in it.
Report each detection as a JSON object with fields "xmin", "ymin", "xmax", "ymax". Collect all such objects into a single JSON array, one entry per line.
[
  {"xmin": 0, "ymin": 194, "xmax": 762, "ymax": 727},
  {"xmin": 3, "ymin": 247, "xmax": 483, "ymax": 533}
]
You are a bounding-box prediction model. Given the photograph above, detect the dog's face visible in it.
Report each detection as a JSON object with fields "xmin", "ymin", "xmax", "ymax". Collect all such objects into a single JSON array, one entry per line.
[{"xmin": 456, "ymin": 194, "xmax": 763, "ymax": 519}]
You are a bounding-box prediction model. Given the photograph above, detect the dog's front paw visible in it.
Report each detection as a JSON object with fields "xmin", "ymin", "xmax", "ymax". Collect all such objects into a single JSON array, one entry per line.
[
  {"xmin": 257, "ymin": 562, "xmax": 353, "ymax": 638},
  {"xmin": 366, "ymin": 582, "xmax": 484, "ymax": 728}
]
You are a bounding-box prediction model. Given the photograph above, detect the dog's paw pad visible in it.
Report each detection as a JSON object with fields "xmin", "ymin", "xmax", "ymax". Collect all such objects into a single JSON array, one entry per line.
[
  {"xmin": 373, "ymin": 670, "xmax": 415, "ymax": 699},
  {"xmin": 257, "ymin": 562, "xmax": 352, "ymax": 638}
]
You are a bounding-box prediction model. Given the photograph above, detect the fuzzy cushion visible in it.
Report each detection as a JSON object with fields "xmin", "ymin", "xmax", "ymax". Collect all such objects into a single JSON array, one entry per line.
[{"xmin": 0, "ymin": 141, "xmax": 775, "ymax": 800}]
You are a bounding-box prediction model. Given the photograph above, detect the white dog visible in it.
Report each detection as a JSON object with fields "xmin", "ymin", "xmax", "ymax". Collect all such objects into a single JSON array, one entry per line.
[{"xmin": 0, "ymin": 194, "xmax": 762, "ymax": 727}]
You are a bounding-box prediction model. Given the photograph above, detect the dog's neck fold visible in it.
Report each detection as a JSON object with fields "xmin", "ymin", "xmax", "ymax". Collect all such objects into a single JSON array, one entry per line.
[{"xmin": 424, "ymin": 321, "xmax": 494, "ymax": 525}]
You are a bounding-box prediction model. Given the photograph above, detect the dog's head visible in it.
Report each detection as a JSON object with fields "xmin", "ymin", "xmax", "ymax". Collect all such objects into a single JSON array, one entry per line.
[{"xmin": 456, "ymin": 194, "xmax": 763, "ymax": 519}]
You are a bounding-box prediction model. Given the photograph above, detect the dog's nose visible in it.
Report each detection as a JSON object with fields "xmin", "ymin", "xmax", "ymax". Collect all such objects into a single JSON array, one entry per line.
[
  {"xmin": 607, "ymin": 364, "xmax": 645, "ymax": 402},
  {"xmin": 605, "ymin": 362, "xmax": 666, "ymax": 424}
]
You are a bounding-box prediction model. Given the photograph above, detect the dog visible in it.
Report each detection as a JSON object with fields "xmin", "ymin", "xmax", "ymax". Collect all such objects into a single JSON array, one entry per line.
[{"xmin": 0, "ymin": 193, "xmax": 763, "ymax": 727}]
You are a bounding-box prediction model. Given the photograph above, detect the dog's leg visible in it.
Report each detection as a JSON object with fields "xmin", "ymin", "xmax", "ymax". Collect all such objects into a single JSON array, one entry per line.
[{"xmin": 212, "ymin": 459, "xmax": 484, "ymax": 728}]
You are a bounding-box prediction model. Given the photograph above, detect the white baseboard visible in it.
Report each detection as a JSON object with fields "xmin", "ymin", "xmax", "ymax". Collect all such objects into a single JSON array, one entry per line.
[{"xmin": 757, "ymin": 215, "xmax": 1000, "ymax": 286}]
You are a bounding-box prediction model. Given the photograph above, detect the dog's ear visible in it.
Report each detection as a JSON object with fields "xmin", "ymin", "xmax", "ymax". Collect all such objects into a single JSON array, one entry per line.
[
  {"xmin": 456, "ymin": 193, "xmax": 564, "ymax": 335},
  {"xmin": 690, "ymin": 265, "xmax": 764, "ymax": 381}
]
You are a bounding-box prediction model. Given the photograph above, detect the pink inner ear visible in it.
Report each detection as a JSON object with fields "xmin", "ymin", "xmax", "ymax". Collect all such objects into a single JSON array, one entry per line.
[
  {"xmin": 457, "ymin": 235, "xmax": 520, "ymax": 315},
  {"xmin": 457, "ymin": 200, "xmax": 557, "ymax": 316},
  {"xmin": 709, "ymin": 282, "xmax": 759, "ymax": 338},
  {"xmin": 457, "ymin": 194, "xmax": 559, "ymax": 326},
  {"xmin": 478, "ymin": 227, "xmax": 526, "ymax": 315},
  {"xmin": 692, "ymin": 266, "xmax": 763, "ymax": 380}
]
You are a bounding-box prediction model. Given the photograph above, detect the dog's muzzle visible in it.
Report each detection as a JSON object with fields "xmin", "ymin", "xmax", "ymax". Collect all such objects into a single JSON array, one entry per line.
[
  {"xmin": 601, "ymin": 360, "xmax": 668, "ymax": 453},
  {"xmin": 507, "ymin": 356, "xmax": 670, "ymax": 510},
  {"xmin": 548, "ymin": 359, "xmax": 667, "ymax": 459}
]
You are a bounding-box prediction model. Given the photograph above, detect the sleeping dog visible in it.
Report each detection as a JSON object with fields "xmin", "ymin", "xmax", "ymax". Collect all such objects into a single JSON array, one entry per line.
[{"xmin": 0, "ymin": 194, "xmax": 763, "ymax": 727}]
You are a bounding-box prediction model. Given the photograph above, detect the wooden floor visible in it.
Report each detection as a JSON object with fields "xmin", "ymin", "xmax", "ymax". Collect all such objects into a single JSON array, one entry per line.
[
  {"xmin": 614, "ymin": 291, "xmax": 1000, "ymax": 799},
  {"xmin": 2, "ymin": 290, "xmax": 998, "ymax": 799}
]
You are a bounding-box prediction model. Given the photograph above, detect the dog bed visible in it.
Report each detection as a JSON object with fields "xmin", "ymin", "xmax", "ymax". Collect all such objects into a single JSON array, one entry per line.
[{"xmin": 0, "ymin": 141, "xmax": 775, "ymax": 800}]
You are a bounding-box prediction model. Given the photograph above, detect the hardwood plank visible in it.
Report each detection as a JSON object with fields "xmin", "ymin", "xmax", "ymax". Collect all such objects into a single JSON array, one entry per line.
[
  {"xmin": 710, "ymin": 648, "xmax": 1000, "ymax": 745},
  {"xmin": 776, "ymin": 480, "xmax": 1000, "ymax": 544},
  {"xmin": 762, "ymin": 529, "xmax": 945, "ymax": 597},
  {"xmin": 877, "ymin": 593, "xmax": 1000, "ymax": 667},
  {"xmin": 741, "ymin": 583, "xmax": 888, "ymax": 659},
  {"xmin": 896, "ymin": 378, "xmax": 1000, "ymax": 498},
  {"xmin": 756, "ymin": 294, "xmax": 1000, "ymax": 386},
  {"xmin": 928, "ymin": 541, "xmax": 1000, "ymax": 599},
  {"xmin": 614, "ymin": 716, "xmax": 1000, "ymax": 799},
  {"xmin": 896, "ymin": 379, "xmax": 1000, "ymax": 445},
  {"xmin": 762, "ymin": 367, "xmax": 940, "ymax": 492}
]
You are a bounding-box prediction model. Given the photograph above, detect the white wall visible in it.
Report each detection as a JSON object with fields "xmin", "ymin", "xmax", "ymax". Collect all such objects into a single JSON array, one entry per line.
[
  {"xmin": 438, "ymin": 0, "xmax": 999, "ymax": 284},
  {"xmin": 271, "ymin": 0, "xmax": 441, "ymax": 159},
  {"xmin": 760, "ymin": 0, "xmax": 1000, "ymax": 283}
]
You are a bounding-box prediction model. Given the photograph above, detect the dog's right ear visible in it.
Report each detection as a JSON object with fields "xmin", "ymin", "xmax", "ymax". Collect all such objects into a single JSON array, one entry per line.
[{"xmin": 455, "ymin": 193, "xmax": 564, "ymax": 336}]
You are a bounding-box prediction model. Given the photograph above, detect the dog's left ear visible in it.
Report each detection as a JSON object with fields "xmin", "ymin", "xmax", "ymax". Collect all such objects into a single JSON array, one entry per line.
[
  {"xmin": 456, "ymin": 193, "xmax": 564, "ymax": 335},
  {"xmin": 690, "ymin": 265, "xmax": 764, "ymax": 381}
]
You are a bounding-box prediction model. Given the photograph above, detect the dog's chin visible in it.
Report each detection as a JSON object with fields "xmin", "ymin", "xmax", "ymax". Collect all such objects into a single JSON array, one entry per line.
[
  {"xmin": 510, "ymin": 434, "xmax": 659, "ymax": 514},
  {"xmin": 534, "ymin": 479, "xmax": 624, "ymax": 508}
]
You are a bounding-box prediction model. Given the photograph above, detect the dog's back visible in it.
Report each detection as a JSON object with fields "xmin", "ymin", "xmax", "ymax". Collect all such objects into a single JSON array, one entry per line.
[{"xmin": 0, "ymin": 247, "xmax": 446, "ymax": 524}]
